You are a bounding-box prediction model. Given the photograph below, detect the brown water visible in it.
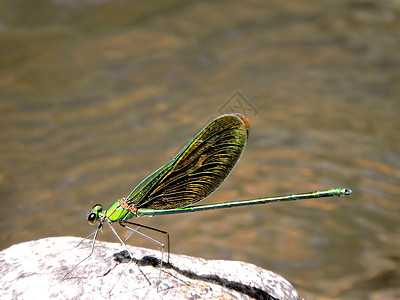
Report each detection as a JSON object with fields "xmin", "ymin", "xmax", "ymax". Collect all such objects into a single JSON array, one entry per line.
[{"xmin": 1, "ymin": 1, "xmax": 399, "ymax": 299}]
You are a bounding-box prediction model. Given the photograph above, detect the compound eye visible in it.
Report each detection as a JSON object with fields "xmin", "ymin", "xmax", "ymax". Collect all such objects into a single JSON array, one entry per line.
[
  {"xmin": 92, "ymin": 203, "xmax": 102, "ymax": 210},
  {"xmin": 88, "ymin": 212, "xmax": 98, "ymax": 224}
]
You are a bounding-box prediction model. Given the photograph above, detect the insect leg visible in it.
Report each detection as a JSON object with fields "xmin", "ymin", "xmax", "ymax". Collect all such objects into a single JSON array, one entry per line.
[
  {"xmin": 76, "ymin": 230, "xmax": 97, "ymax": 247},
  {"xmin": 105, "ymin": 221, "xmax": 151, "ymax": 292},
  {"xmin": 119, "ymin": 220, "xmax": 170, "ymax": 264},
  {"xmin": 61, "ymin": 225, "xmax": 101, "ymax": 281},
  {"xmin": 119, "ymin": 221, "xmax": 171, "ymax": 290}
]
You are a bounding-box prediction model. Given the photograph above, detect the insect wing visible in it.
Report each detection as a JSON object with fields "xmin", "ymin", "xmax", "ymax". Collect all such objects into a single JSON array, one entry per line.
[{"xmin": 127, "ymin": 114, "xmax": 249, "ymax": 210}]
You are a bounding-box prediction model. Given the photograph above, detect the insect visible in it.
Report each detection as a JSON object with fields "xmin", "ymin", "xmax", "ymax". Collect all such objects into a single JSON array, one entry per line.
[{"xmin": 64, "ymin": 113, "xmax": 351, "ymax": 282}]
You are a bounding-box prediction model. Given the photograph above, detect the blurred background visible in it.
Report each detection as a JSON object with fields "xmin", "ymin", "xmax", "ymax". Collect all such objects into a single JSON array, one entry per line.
[{"xmin": 0, "ymin": 0, "xmax": 399, "ymax": 299}]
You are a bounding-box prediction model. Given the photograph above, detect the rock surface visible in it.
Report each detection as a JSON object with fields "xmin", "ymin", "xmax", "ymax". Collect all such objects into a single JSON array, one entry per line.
[{"xmin": 0, "ymin": 237, "xmax": 301, "ymax": 300}]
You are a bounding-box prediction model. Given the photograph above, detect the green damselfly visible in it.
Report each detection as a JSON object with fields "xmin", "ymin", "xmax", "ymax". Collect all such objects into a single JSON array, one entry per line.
[{"xmin": 63, "ymin": 113, "xmax": 351, "ymax": 283}]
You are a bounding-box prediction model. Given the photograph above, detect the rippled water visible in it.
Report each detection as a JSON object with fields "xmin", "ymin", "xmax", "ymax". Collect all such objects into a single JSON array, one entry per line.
[{"xmin": 1, "ymin": 1, "xmax": 399, "ymax": 299}]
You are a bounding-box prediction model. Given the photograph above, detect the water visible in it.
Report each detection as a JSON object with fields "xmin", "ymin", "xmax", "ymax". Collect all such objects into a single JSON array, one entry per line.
[{"xmin": 1, "ymin": 1, "xmax": 399, "ymax": 299}]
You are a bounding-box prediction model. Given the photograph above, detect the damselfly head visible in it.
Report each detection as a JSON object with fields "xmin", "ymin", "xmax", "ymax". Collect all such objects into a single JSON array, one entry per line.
[{"xmin": 88, "ymin": 204, "xmax": 102, "ymax": 225}]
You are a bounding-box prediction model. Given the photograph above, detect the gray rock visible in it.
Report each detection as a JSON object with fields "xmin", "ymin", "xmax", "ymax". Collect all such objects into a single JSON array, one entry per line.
[{"xmin": 0, "ymin": 237, "xmax": 301, "ymax": 300}]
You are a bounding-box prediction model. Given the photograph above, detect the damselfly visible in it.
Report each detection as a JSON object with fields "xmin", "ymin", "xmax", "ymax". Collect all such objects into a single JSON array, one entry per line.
[{"xmin": 63, "ymin": 113, "xmax": 351, "ymax": 285}]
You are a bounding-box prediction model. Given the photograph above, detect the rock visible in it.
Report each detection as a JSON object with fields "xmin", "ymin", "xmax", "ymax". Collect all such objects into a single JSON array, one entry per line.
[{"xmin": 0, "ymin": 237, "xmax": 301, "ymax": 300}]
